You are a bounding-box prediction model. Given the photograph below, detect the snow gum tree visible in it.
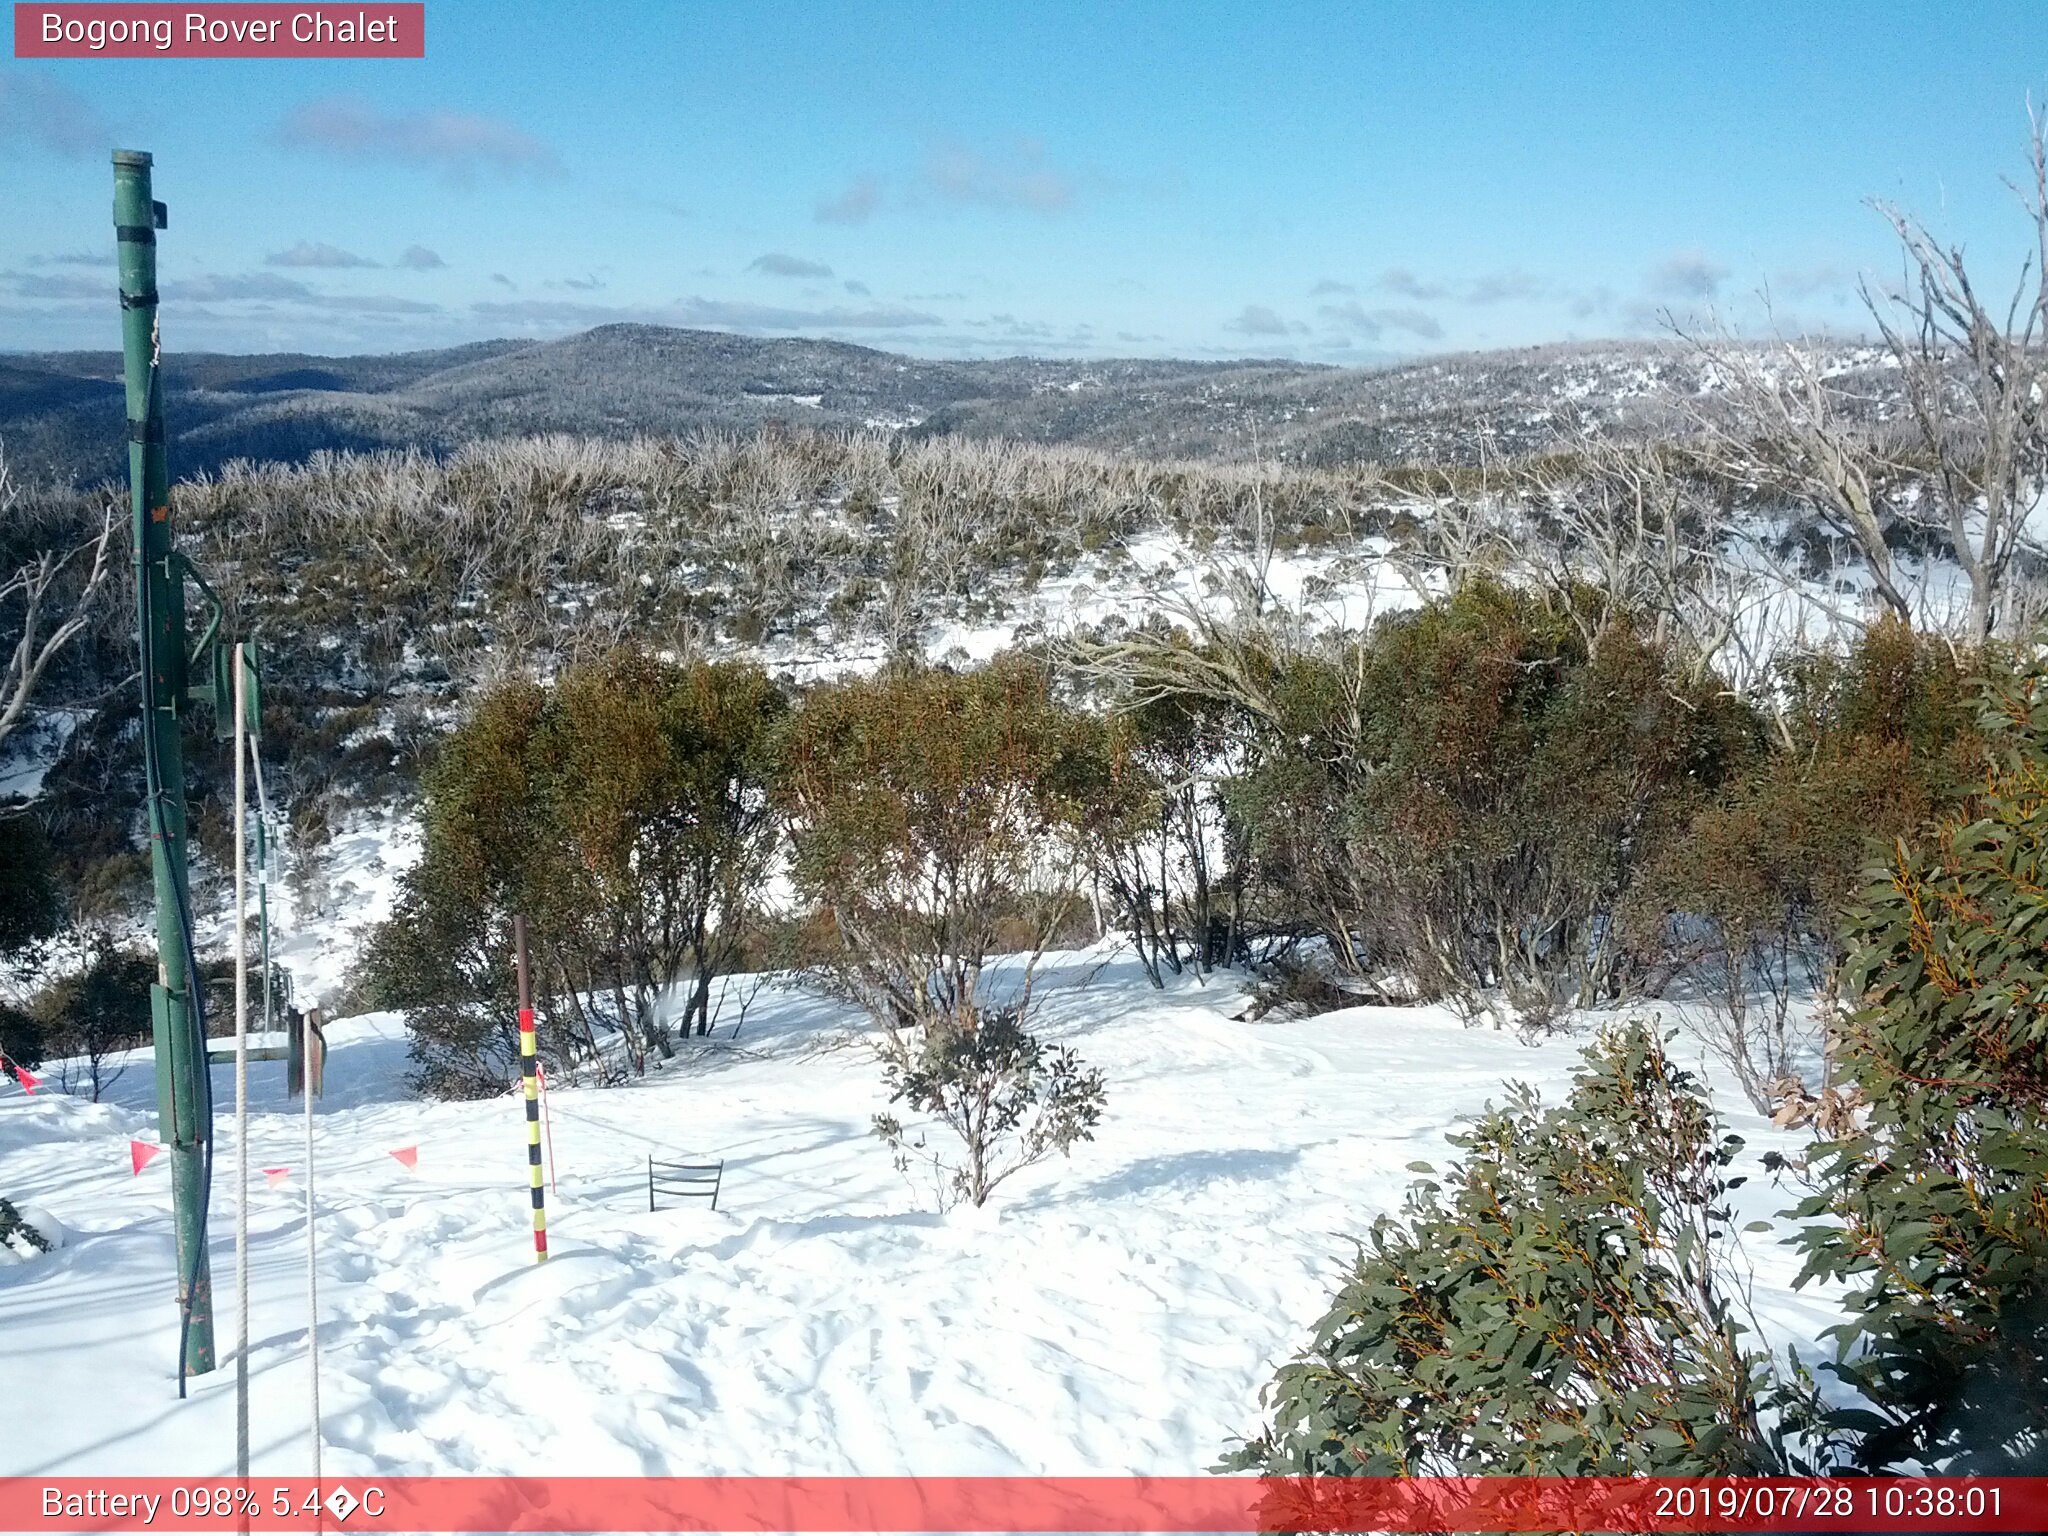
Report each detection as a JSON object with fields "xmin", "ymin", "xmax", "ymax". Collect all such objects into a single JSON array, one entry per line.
[
  {"xmin": 1689, "ymin": 109, "xmax": 2048, "ymax": 641},
  {"xmin": 367, "ymin": 649, "xmax": 784, "ymax": 1096},
  {"xmin": 1783, "ymin": 650, "xmax": 2048, "ymax": 1472},
  {"xmin": 776, "ymin": 657, "xmax": 1110, "ymax": 1207},
  {"xmin": 1079, "ymin": 688, "xmax": 1244, "ymax": 987}
]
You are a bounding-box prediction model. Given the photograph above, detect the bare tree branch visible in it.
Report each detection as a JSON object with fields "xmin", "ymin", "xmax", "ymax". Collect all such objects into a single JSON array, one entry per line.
[{"xmin": 0, "ymin": 447, "xmax": 119, "ymax": 759}]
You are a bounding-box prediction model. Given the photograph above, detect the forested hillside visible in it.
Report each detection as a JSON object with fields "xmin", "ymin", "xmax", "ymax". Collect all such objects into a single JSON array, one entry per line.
[{"xmin": 0, "ymin": 325, "xmax": 1911, "ymax": 484}]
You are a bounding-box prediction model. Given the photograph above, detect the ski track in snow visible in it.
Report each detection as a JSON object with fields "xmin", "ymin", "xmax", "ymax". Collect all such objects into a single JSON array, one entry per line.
[{"xmin": 0, "ymin": 949, "xmax": 1841, "ymax": 1477}]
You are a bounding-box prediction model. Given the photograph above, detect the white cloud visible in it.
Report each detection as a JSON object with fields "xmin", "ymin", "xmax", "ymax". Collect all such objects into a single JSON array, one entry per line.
[
  {"xmin": 749, "ymin": 253, "xmax": 834, "ymax": 279},
  {"xmin": 267, "ymin": 241, "xmax": 379, "ymax": 269},
  {"xmin": 1228, "ymin": 304, "xmax": 1291, "ymax": 336},
  {"xmin": 0, "ymin": 70, "xmax": 112, "ymax": 158},
  {"xmin": 1648, "ymin": 250, "xmax": 1728, "ymax": 299},
  {"xmin": 279, "ymin": 96, "xmax": 563, "ymax": 182},
  {"xmin": 815, "ymin": 174, "xmax": 882, "ymax": 225}
]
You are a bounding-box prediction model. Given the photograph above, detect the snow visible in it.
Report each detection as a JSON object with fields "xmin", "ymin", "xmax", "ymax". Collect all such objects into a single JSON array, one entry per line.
[
  {"xmin": 912, "ymin": 529, "xmax": 1428, "ymax": 669},
  {"xmin": 0, "ymin": 707, "xmax": 89, "ymax": 800},
  {"xmin": 234, "ymin": 808, "xmax": 419, "ymax": 1011},
  {"xmin": 0, "ymin": 491, "xmax": 1897, "ymax": 1480},
  {"xmin": 0, "ymin": 1200, "xmax": 69, "ymax": 1263},
  {"xmin": 0, "ymin": 936, "xmax": 1840, "ymax": 1478}
]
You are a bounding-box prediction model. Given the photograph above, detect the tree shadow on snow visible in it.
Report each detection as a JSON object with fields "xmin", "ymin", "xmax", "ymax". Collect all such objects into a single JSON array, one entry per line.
[{"xmin": 1059, "ymin": 1146, "xmax": 1304, "ymax": 1205}]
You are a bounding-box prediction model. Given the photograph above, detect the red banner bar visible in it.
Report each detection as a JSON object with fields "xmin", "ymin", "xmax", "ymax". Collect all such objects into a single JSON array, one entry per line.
[
  {"xmin": 13, "ymin": 4, "xmax": 424, "ymax": 58},
  {"xmin": 3, "ymin": 1477, "xmax": 2045, "ymax": 1533}
]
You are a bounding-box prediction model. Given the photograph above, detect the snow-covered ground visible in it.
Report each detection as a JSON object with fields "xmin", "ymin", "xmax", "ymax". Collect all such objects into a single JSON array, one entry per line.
[{"xmin": 0, "ymin": 943, "xmax": 1842, "ymax": 1478}]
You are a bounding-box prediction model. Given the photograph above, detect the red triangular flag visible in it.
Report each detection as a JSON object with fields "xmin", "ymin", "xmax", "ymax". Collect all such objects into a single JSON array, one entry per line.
[
  {"xmin": 10, "ymin": 1067, "xmax": 37, "ymax": 1094},
  {"xmin": 263, "ymin": 1167, "xmax": 290, "ymax": 1190},
  {"xmin": 130, "ymin": 1140, "xmax": 163, "ymax": 1175},
  {"xmin": 389, "ymin": 1146, "xmax": 418, "ymax": 1169}
]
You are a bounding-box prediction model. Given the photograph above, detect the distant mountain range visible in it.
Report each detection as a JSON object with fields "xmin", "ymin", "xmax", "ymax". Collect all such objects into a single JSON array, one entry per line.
[{"xmin": 0, "ymin": 323, "xmax": 1875, "ymax": 484}]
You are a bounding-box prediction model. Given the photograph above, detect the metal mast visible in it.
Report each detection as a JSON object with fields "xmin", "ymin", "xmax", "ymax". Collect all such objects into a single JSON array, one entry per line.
[{"xmin": 115, "ymin": 148, "xmax": 215, "ymax": 1382}]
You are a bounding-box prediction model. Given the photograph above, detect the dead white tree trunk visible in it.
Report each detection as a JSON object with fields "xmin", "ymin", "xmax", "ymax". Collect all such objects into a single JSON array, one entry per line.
[
  {"xmin": 1858, "ymin": 106, "xmax": 2047, "ymax": 638},
  {"xmin": 1686, "ymin": 106, "xmax": 2048, "ymax": 641},
  {"xmin": 0, "ymin": 448, "xmax": 118, "ymax": 757}
]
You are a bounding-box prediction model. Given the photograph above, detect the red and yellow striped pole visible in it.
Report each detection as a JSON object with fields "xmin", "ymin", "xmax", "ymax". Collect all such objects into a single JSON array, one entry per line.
[{"xmin": 513, "ymin": 915, "xmax": 548, "ymax": 1263}]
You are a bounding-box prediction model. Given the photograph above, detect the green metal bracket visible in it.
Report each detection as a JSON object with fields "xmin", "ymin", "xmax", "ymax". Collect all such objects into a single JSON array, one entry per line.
[
  {"xmin": 170, "ymin": 551, "xmax": 235, "ymax": 739},
  {"xmin": 149, "ymin": 982, "xmax": 203, "ymax": 1144},
  {"xmin": 240, "ymin": 638, "xmax": 262, "ymax": 738}
]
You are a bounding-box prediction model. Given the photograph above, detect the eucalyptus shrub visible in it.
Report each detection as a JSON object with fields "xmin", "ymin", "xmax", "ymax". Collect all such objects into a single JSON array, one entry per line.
[
  {"xmin": 777, "ymin": 657, "xmax": 1116, "ymax": 1208},
  {"xmin": 1224, "ymin": 1021, "xmax": 1779, "ymax": 1476},
  {"xmin": 872, "ymin": 1004, "xmax": 1106, "ymax": 1210},
  {"xmin": 1227, "ymin": 582, "xmax": 1751, "ymax": 1019},
  {"xmin": 1784, "ymin": 653, "xmax": 2048, "ymax": 1473},
  {"xmin": 1633, "ymin": 618, "xmax": 1990, "ymax": 1111},
  {"xmin": 365, "ymin": 650, "xmax": 784, "ymax": 1097},
  {"xmin": 775, "ymin": 656, "xmax": 1111, "ymax": 1034}
]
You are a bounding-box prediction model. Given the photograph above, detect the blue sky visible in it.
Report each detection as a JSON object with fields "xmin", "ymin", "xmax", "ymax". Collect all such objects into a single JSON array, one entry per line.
[{"xmin": 2, "ymin": 1, "xmax": 2043, "ymax": 359}]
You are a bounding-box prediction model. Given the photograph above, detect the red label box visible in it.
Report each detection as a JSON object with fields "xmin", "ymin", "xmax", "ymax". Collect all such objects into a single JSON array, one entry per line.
[
  {"xmin": 4, "ymin": 1476, "xmax": 2047, "ymax": 1534},
  {"xmin": 13, "ymin": 3, "xmax": 424, "ymax": 58}
]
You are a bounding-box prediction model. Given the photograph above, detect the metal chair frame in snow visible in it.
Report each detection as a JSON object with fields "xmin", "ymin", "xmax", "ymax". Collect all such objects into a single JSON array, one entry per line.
[{"xmin": 648, "ymin": 1156, "xmax": 724, "ymax": 1212}]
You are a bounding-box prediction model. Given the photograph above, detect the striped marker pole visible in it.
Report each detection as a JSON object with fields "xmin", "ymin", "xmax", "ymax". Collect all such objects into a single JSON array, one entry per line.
[{"xmin": 513, "ymin": 915, "xmax": 548, "ymax": 1263}]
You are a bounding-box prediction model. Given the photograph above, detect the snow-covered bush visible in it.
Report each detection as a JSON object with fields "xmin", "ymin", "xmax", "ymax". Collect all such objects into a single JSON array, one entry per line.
[
  {"xmin": 0, "ymin": 1197, "xmax": 55, "ymax": 1259},
  {"xmin": 1224, "ymin": 1020, "xmax": 1782, "ymax": 1477}
]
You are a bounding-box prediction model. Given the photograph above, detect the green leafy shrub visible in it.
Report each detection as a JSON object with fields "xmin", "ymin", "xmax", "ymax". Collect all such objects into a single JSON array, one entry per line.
[
  {"xmin": 777, "ymin": 656, "xmax": 1111, "ymax": 1032},
  {"xmin": 34, "ymin": 942, "xmax": 154, "ymax": 1102},
  {"xmin": 872, "ymin": 1004, "xmax": 1106, "ymax": 1209},
  {"xmin": 365, "ymin": 650, "xmax": 784, "ymax": 1097},
  {"xmin": 778, "ymin": 657, "xmax": 1115, "ymax": 1207},
  {"xmin": 1072, "ymin": 687, "xmax": 1249, "ymax": 988},
  {"xmin": 0, "ymin": 1003, "xmax": 44, "ymax": 1074},
  {"xmin": 1637, "ymin": 619, "xmax": 1989, "ymax": 1110},
  {"xmin": 0, "ymin": 811, "xmax": 61, "ymax": 964},
  {"xmin": 1783, "ymin": 651, "xmax": 2048, "ymax": 1472},
  {"xmin": 1229, "ymin": 582, "xmax": 1752, "ymax": 1019},
  {"xmin": 1225, "ymin": 1021, "xmax": 1777, "ymax": 1476}
]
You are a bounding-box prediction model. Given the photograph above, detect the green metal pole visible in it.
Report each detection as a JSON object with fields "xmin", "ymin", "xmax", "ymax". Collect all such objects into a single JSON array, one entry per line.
[{"xmin": 116, "ymin": 148, "xmax": 215, "ymax": 1380}]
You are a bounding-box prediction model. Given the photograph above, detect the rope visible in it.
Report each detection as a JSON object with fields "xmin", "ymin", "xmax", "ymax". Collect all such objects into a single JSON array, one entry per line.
[
  {"xmin": 232, "ymin": 644, "xmax": 250, "ymax": 1479},
  {"xmin": 302, "ymin": 1005, "xmax": 321, "ymax": 1481},
  {"xmin": 248, "ymin": 734, "xmax": 321, "ymax": 1478}
]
